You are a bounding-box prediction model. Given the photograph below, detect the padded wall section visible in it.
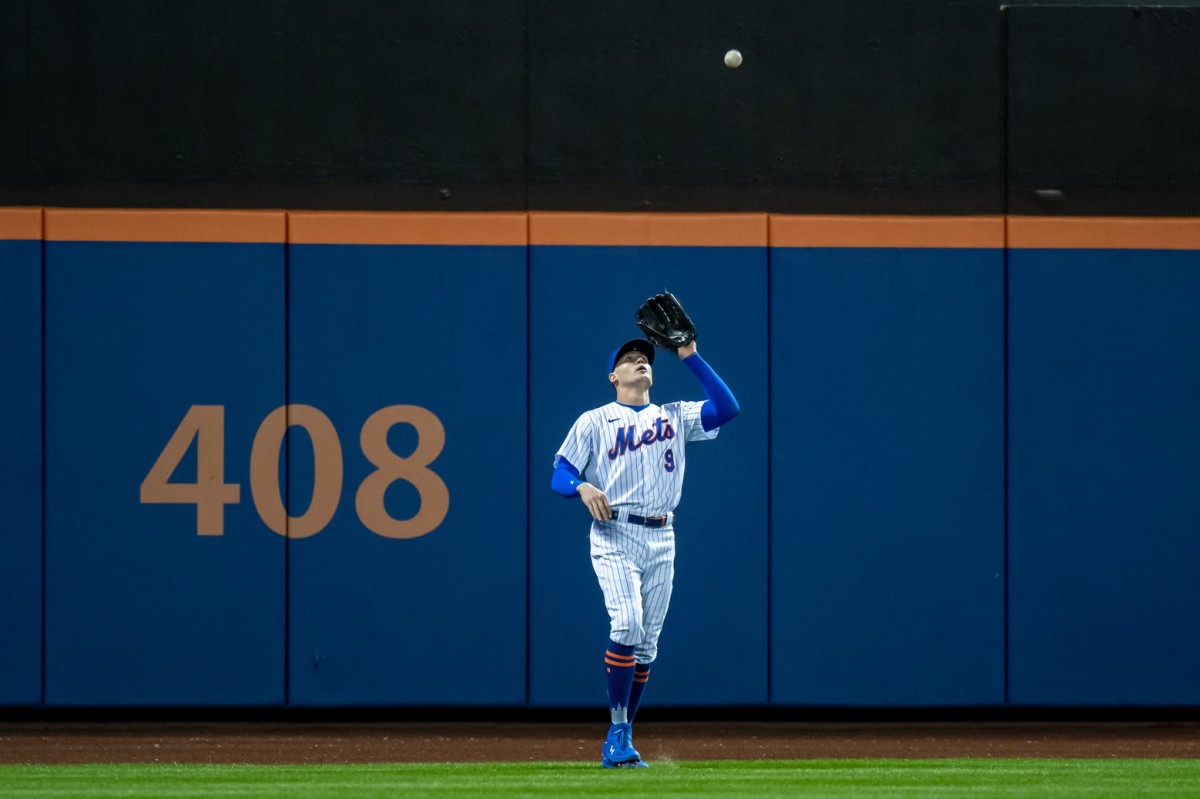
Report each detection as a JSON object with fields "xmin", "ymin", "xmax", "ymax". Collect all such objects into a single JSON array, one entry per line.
[
  {"xmin": 43, "ymin": 210, "xmax": 286, "ymax": 706},
  {"xmin": 1008, "ymin": 220, "xmax": 1200, "ymax": 705},
  {"xmin": 528, "ymin": 214, "xmax": 769, "ymax": 707},
  {"xmin": 12, "ymin": 206, "xmax": 1200, "ymax": 709},
  {"xmin": 286, "ymin": 214, "xmax": 528, "ymax": 706},
  {"xmin": 0, "ymin": 209, "xmax": 43, "ymax": 705},
  {"xmin": 769, "ymin": 217, "xmax": 1005, "ymax": 705}
]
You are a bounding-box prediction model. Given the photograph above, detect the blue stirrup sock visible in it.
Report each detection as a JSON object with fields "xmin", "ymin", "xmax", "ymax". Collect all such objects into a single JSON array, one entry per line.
[
  {"xmin": 628, "ymin": 664, "xmax": 651, "ymax": 722},
  {"xmin": 604, "ymin": 640, "xmax": 636, "ymax": 724}
]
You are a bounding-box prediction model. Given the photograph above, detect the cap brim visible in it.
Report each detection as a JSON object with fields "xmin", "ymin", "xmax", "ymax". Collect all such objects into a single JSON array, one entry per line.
[{"xmin": 609, "ymin": 339, "xmax": 656, "ymax": 372}]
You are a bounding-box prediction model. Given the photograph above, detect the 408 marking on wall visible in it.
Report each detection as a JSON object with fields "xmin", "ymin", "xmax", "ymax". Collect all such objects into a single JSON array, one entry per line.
[{"xmin": 140, "ymin": 404, "xmax": 449, "ymax": 539}]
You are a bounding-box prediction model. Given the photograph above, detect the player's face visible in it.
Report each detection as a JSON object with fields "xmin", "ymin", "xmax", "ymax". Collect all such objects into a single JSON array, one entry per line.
[{"xmin": 610, "ymin": 351, "xmax": 653, "ymax": 389}]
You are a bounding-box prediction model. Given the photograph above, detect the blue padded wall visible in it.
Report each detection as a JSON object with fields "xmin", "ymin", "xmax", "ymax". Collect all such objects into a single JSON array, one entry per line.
[
  {"xmin": 286, "ymin": 243, "xmax": 527, "ymax": 706},
  {"xmin": 0, "ymin": 239, "xmax": 43, "ymax": 705},
  {"xmin": 2, "ymin": 208, "xmax": 1194, "ymax": 710},
  {"xmin": 1008, "ymin": 248, "xmax": 1200, "ymax": 705},
  {"xmin": 44, "ymin": 241, "xmax": 286, "ymax": 705},
  {"xmin": 770, "ymin": 246, "xmax": 1005, "ymax": 705},
  {"xmin": 529, "ymin": 244, "xmax": 769, "ymax": 708}
]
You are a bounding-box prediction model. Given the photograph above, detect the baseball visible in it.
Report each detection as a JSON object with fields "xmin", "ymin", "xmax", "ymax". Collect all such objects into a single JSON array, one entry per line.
[{"xmin": 724, "ymin": 49, "xmax": 743, "ymax": 68}]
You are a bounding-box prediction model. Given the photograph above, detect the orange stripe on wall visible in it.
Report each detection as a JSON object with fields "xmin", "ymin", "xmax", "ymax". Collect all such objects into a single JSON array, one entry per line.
[
  {"xmin": 770, "ymin": 215, "xmax": 1006, "ymax": 248},
  {"xmin": 44, "ymin": 209, "xmax": 286, "ymax": 243},
  {"xmin": 0, "ymin": 207, "xmax": 42, "ymax": 240},
  {"xmin": 1008, "ymin": 216, "xmax": 1200, "ymax": 250},
  {"xmin": 288, "ymin": 212, "xmax": 527, "ymax": 245},
  {"xmin": 11, "ymin": 208, "xmax": 1200, "ymax": 250},
  {"xmin": 529, "ymin": 213, "xmax": 768, "ymax": 246}
]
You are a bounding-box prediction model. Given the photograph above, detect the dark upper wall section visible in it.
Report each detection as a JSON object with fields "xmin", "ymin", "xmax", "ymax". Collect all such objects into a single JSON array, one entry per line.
[
  {"xmin": 1007, "ymin": 5, "xmax": 1200, "ymax": 216},
  {"xmin": 12, "ymin": 1, "xmax": 527, "ymax": 210},
  {"xmin": 0, "ymin": 0, "xmax": 28, "ymax": 195},
  {"xmin": 1, "ymin": 1, "xmax": 1196, "ymax": 215},
  {"xmin": 528, "ymin": 2, "xmax": 1004, "ymax": 213}
]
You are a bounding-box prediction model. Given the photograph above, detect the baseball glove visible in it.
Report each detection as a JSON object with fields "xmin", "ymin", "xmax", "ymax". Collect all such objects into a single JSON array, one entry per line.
[{"xmin": 636, "ymin": 292, "xmax": 696, "ymax": 351}]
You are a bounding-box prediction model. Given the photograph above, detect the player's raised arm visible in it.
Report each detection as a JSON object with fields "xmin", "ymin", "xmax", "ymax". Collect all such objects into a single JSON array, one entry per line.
[
  {"xmin": 681, "ymin": 346, "xmax": 739, "ymax": 431},
  {"xmin": 636, "ymin": 292, "xmax": 738, "ymax": 432}
]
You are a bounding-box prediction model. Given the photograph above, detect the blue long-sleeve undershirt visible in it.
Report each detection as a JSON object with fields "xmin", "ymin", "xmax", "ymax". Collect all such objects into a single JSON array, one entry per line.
[
  {"xmin": 684, "ymin": 351, "xmax": 739, "ymax": 432},
  {"xmin": 550, "ymin": 351, "xmax": 739, "ymax": 498},
  {"xmin": 551, "ymin": 458, "xmax": 583, "ymax": 497}
]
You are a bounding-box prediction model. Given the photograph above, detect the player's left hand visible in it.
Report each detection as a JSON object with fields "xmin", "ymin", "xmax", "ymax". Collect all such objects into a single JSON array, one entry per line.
[
  {"xmin": 577, "ymin": 483, "xmax": 612, "ymax": 522},
  {"xmin": 676, "ymin": 341, "xmax": 697, "ymax": 359},
  {"xmin": 637, "ymin": 292, "xmax": 697, "ymax": 352}
]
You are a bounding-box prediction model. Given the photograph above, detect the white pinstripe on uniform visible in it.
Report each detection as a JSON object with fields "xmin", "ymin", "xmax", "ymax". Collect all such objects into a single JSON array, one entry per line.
[{"xmin": 556, "ymin": 399, "xmax": 718, "ymax": 662}]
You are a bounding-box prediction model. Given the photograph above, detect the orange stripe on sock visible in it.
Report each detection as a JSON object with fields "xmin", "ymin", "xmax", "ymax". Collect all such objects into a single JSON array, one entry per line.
[
  {"xmin": 605, "ymin": 658, "xmax": 635, "ymax": 668},
  {"xmin": 605, "ymin": 650, "xmax": 636, "ymax": 662}
]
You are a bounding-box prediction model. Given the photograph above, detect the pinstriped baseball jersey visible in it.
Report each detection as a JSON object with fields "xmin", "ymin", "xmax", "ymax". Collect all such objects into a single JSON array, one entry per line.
[{"xmin": 555, "ymin": 399, "xmax": 718, "ymax": 516}]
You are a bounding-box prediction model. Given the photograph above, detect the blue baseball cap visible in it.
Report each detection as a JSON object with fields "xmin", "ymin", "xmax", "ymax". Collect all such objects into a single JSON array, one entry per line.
[{"xmin": 609, "ymin": 339, "xmax": 655, "ymax": 373}]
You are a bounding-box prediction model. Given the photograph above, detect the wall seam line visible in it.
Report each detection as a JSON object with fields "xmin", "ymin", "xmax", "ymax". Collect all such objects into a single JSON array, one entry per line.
[
  {"xmin": 40, "ymin": 207, "xmax": 47, "ymax": 707},
  {"xmin": 524, "ymin": 213, "xmax": 532, "ymax": 708},
  {"xmin": 765, "ymin": 215, "xmax": 773, "ymax": 707},
  {"xmin": 283, "ymin": 213, "xmax": 292, "ymax": 708},
  {"xmin": 1001, "ymin": 2, "xmax": 1012, "ymax": 709}
]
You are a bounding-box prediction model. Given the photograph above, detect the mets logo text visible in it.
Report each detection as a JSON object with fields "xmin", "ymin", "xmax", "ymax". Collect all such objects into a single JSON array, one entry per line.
[{"xmin": 607, "ymin": 417, "xmax": 675, "ymax": 460}]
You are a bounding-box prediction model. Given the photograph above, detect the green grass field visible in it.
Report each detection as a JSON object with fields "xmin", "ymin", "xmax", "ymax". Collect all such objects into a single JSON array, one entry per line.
[{"xmin": 3, "ymin": 759, "xmax": 1199, "ymax": 798}]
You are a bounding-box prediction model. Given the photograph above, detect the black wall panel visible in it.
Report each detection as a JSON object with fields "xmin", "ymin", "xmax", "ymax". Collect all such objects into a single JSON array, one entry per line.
[
  {"xmin": 1007, "ymin": 5, "xmax": 1200, "ymax": 216},
  {"xmin": 2, "ymin": 2, "xmax": 1197, "ymax": 215},
  {"xmin": 528, "ymin": 1, "xmax": 1004, "ymax": 213},
  {"xmin": 0, "ymin": 0, "xmax": 28, "ymax": 198},
  {"xmin": 18, "ymin": 1, "xmax": 526, "ymax": 209}
]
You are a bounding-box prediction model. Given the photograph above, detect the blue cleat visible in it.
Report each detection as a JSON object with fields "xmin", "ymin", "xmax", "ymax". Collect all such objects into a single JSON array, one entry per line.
[
  {"xmin": 603, "ymin": 758, "xmax": 649, "ymax": 768},
  {"xmin": 601, "ymin": 722, "xmax": 644, "ymax": 768}
]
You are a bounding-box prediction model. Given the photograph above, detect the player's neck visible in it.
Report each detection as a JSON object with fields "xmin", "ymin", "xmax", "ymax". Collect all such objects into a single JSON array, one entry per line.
[{"xmin": 615, "ymin": 387, "xmax": 650, "ymax": 406}]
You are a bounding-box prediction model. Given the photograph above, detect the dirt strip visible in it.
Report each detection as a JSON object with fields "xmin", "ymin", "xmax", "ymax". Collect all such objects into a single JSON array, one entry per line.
[{"xmin": 3, "ymin": 721, "xmax": 1199, "ymax": 764}]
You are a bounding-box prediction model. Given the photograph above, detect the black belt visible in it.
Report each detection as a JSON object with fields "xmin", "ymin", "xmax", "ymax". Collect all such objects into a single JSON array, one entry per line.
[{"xmin": 611, "ymin": 511, "xmax": 669, "ymax": 528}]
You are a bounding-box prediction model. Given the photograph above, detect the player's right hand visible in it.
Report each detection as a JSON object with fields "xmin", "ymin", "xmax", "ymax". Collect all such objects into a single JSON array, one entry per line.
[{"xmin": 577, "ymin": 484, "xmax": 611, "ymax": 522}]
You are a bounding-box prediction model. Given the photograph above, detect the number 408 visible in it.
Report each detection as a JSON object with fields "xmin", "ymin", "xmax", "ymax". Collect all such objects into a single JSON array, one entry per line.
[{"xmin": 140, "ymin": 404, "xmax": 449, "ymax": 539}]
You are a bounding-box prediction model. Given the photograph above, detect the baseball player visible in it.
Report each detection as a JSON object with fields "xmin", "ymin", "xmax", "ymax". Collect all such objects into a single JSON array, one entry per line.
[{"xmin": 551, "ymin": 293, "xmax": 739, "ymax": 768}]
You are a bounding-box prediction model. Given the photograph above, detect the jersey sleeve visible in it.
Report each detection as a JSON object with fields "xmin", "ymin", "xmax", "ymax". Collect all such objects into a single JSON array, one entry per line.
[
  {"xmin": 670, "ymin": 400, "xmax": 719, "ymax": 443},
  {"xmin": 554, "ymin": 412, "xmax": 596, "ymax": 477}
]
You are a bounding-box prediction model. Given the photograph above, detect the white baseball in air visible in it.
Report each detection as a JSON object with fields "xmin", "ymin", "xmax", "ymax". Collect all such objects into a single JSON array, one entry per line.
[{"xmin": 724, "ymin": 49, "xmax": 743, "ymax": 68}]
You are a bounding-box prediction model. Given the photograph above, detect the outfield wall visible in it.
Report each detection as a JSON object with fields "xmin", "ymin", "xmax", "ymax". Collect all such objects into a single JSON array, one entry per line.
[{"xmin": 2, "ymin": 208, "xmax": 1198, "ymax": 709}]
